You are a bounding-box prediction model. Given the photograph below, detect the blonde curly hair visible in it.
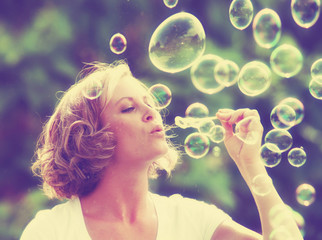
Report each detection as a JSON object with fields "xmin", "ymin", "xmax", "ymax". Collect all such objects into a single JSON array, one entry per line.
[{"xmin": 32, "ymin": 60, "xmax": 179, "ymax": 200}]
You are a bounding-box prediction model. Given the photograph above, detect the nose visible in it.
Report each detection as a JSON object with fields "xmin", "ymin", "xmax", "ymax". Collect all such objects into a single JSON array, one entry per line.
[{"xmin": 143, "ymin": 106, "xmax": 158, "ymax": 122}]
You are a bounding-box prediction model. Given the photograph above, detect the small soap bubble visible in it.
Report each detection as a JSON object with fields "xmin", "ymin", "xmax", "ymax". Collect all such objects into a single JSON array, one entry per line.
[
  {"xmin": 191, "ymin": 54, "xmax": 225, "ymax": 94},
  {"xmin": 185, "ymin": 102, "xmax": 209, "ymax": 118},
  {"xmin": 269, "ymin": 204, "xmax": 294, "ymax": 228},
  {"xmin": 208, "ymin": 125, "xmax": 226, "ymax": 143},
  {"xmin": 291, "ymin": 0, "xmax": 321, "ymax": 28},
  {"xmin": 292, "ymin": 210, "xmax": 306, "ymax": 237},
  {"xmin": 163, "ymin": 0, "xmax": 178, "ymax": 8},
  {"xmin": 270, "ymin": 104, "xmax": 296, "ymax": 130},
  {"xmin": 270, "ymin": 44, "xmax": 303, "ymax": 78},
  {"xmin": 252, "ymin": 8, "xmax": 282, "ymax": 48},
  {"xmin": 288, "ymin": 147, "xmax": 307, "ymax": 167},
  {"xmin": 149, "ymin": 12, "xmax": 206, "ymax": 73},
  {"xmin": 148, "ymin": 83, "xmax": 172, "ymax": 109},
  {"xmin": 260, "ymin": 143, "xmax": 282, "ymax": 168},
  {"xmin": 309, "ymin": 77, "xmax": 322, "ymax": 100},
  {"xmin": 229, "ymin": 0, "xmax": 254, "ymax": 30},
  {"xmin": 296, "ymin": 183, "xmax": 316, "ymax": 206},
  {"xmin": 109, "ymin": 33, "xmax": 127, "ymax": 55},
  {"xmin": 265, "ymin": 129, "xmax": 293, "ymax": 153},
  {"xmin": 212, "ymin": 146, "xmax": 222, "ymax": 157},
  {"xmin": 184, "ymin": 132, "xmax": 210, "ymax": 159},
  {"xmin": 198, "ymin": 119, "xmax": 216, "ymax": 134},
  {"xmin": 82, "ymin": 79, "xmax": 103, "ymax": 100},
  {"xmin": 214, "ymin": 59, "xmax": 240, "ymax": 87},
  {"xmin": 235, "ymin": 116, "xmax": 261, "ymax": 144},
  {"xmin": 238, "ymin": 61, "xmax": 272, "ymax": 96},
  {"xmin": 251, "ymin": 174, "xmax": 273, "ymax": 196},
  {"xmin": 279, "ymin": 97, "xmax": 304, "ymax": 125},
  {"xmin": 311, "ymin": 58, "xmax": 322, "ymax": 78}
]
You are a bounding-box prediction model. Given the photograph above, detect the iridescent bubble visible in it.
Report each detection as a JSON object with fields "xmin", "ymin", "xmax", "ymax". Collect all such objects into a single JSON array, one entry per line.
[
  {"xmin": 296, "ymin": 183, "xmax": 316, "ymax": 206},
  {"xmin": 270, "ymin": 104, "xmax": 296, "ymax": 130},
  {"xmin": 292, "ymin": 209, "xmax": 306, "ymax": 237},
  {"xmin": 235, "ymin": 116, "xmax": 261, "ymax": 144},
  {"xmin": 148, "ymin": 83, "xmax": 172, "ymax": 109},
  {"xmin": 198, "ymin": 119, "xmax": 215, "ymax": 134},
  {"xmin": 184, "ymin": 132, "xmax": 210, "ymax": 159},
  {"xmin": 214, "ymin": 59, "xmax": 240, "ymax": 87},
  {"xmin": 238, "ymin": 61, "xmax": 272, "ymax": 96},
  {"xmin": 260, "ymin": 143, "xmax": 282, "ymax": 168},
  {"xmin": 291, "ymin": 0, "xmax": 321, "ymax": 28},
  {"xmin": 270, "ymin": 44, "xmax": 303, "ymax": 78},
  {"xmin": 309, "ymin": 77, "xmax": 322, "ymax": 100},
  {"xmin": 82, "ymin": 78, "xmax": 103, "ymax": 100},
  {"xmin": 265, "ymin": 129, "xmax": 293, "ymax": 153},
  {"xmin": 252, "ymin": 8, "xmax": 281, "ymax": 48},
  {"xmin": 229, "ymin": 0, "xmax": 254, "ymax": 30},
  {"xmin": 163, "ymin": 0, "xmax": 178, "ymax": 8},
  {"xmin": 149, "ymin": 12, "xmax": 206, "ymax": 73},
  {"xmin": 185, "ymin": 102, "xmax": 209, "ymax": 118},
  {"xmin": 311, "ymin": 58, "xmax": 322, "ymax": 78},
  {"xmin": 109, "ymin": 33, "xmax": 127, "ymax": 55},
  {"xmin": 208, "ymin": 125, "xmax": 226, "ymax": 143},
  {"xmin": 251, "ymin": 174, "xmax": 273, "ymax": 196},
  {"xmin": 288, "ymin": 147, "xmax": 307, "ymax": 167},
  {"xmin": 279, "ymin": 97, "xmax": 304, "ymax": 125},
  {"xmin": 191, "ymin": 54, "xmax": 225, "ymax": 94}
]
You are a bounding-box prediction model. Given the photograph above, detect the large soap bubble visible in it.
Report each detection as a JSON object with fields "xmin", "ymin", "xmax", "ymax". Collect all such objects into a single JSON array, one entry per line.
[
  {"xmin": 260, "ymin": 143, "xmax": 282, "ymax": 168},
  {"xmin": 291, "ymin": 0, "xmax": 321, "ymax": 28},
  {"xmin": 214, "ymin": 59, "xmax": 240, "ymax": 87},
  {"xmin": 238, "ymin": 61, "xmax": 272, "ymax": 97},
  {"xmin": 149, "ymin": 12, "xmax": 206, "ymax": 73},
  {"xmin": 229, "ymin": 0, "xmax": 254, "ymax": 30},
  {"xmin": 191, "ymin": 54, "xmax": 225, "ymax": 94},
  {"xmin": 252, "ymin": 8, "xmax": 281, "ymax": 49},
  {"xmin": 265, "ymin": 129, "xmax": 293, "ymax": 153},
  {"xmin": 270, "ymin": 104, "xmax": 296, "ymax": 130},
  {"xmin": 270, "ymin": 44, "xmax": 303, "ymax": 78}
]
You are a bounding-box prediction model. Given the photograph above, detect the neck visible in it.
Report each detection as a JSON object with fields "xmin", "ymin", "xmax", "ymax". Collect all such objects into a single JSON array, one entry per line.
[{"xmin": 80, "ymin": 160, "xmax": 153, "ymax": 223}]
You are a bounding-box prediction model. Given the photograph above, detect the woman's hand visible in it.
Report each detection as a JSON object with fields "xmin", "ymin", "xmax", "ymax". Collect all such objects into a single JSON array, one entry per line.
[{"xmin": 216, "ymin": 108, "xmax": 264, "ymax": 167}]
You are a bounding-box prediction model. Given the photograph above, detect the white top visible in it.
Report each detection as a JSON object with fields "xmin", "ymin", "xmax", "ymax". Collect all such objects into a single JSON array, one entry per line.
[{"xmin": 20, "ymin": 193, "xmax": 231, "ymax": 240}]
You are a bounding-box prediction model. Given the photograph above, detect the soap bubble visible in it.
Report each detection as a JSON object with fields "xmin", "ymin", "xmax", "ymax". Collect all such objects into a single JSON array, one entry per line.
[
  {"xmin": 291, "ymin": 0, "xmax": 321, "ymax": 28},
  {"xmin": 251, "ymin": 174, "xmax": 273, "ymax": 196},
  {"xmin": 184, "ymin": 132, "xmax": 210, "ymax": 158},
  {"xmin": 270, "ymin": 104, "xmax": 296, "ymax": 130},
  {"xmin": 163, "ymin": 0, "xmax": 178, "ymax": 8},
  {"xmin": 198, "ymin": 119, "xmax": 216, "ymax": 134},
  {"xmin": 252, "ymin": 8, "xmax": 282, "ymax": 48},
  {"xmin": 148, "ymin": 83, "xmax": 172, "ymax": 109},
  {"xmin": 229, "ymin": 0, "xmax": 254, "ymax": 30},
  {"xmin": 296, "ymin": 183, "xmax": 316, "ymax": 206},
  {"xmin": 270, "ymin": 44, "xmax": 303, "ymax": 78},
  {"xmin": 214, "ymin": 59, "xmax": 240, "ymax": 87},
  {"xmin": 109, "ymin": 33, "xmax": 127, "ymax": 54},
  {"xmin": 260, "ymin": 143, "xmax": 282, "ymax": 168},
  {"xmin": 208, "ymin": 125, "xmax": 226, "ymax": 143},
  {"xmin": 265, "ymin": 129, "xmax": 293, "ymax": 153},
  {"xmin": 149, "ymin": 12, "xmax": 206, "ymax": 73},
  {"xmin": 269, "ymin": 204, "xmax": 294, "ymax": 228},
  {"xmin": 309, "ymin": 77, "xmax": 322, "ymax": 99},
  {"xmin": 288, "ymin": 147, "xmax": 307, "ymax": 167},
  {"xmin": 82, "ymin": 78, "xmax": 103, "ymax": 100},
  {"xmin": 279, "ymin": 97, "xmax": 304, "ymax": 125},
  {"xmin": 185, "ymin": 102, "xmax": 209, "ymax": 118},
  {"xmin": 238, "ymin": 61, "xmax": 272, "ymax": 96},
  {"xmin": 311, "ymin": 58, "xmax": 322, "ymax": 78},
  {"xmin": 235, "ymin": 116, "xmax": 261, "ymax": 144},
  {"xmin": 191, "ymin": 54, "xmax": 225, "ymax": 94}
]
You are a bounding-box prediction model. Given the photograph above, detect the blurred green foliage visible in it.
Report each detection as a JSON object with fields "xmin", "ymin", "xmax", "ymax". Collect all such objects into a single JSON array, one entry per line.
[{"xmin": 0, "ymin": 0, "xmax": 322, "ymax": 239}]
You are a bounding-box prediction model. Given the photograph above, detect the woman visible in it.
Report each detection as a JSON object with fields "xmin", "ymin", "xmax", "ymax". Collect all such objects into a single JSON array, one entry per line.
[{"xmin": 21, "ymin": 61, "xmax": 303, "ymax": 240}]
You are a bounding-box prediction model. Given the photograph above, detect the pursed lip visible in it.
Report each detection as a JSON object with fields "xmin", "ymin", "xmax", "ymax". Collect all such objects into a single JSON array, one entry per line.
[{"xmin": 150, "ymin": 125, "xmax": 164, "ymax": 134}]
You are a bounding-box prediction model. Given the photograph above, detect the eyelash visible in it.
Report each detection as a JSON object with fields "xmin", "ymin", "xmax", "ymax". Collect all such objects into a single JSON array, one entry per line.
[{"xmin": 121, "ymin": 107, "xmax": 135, "ymax": 113}]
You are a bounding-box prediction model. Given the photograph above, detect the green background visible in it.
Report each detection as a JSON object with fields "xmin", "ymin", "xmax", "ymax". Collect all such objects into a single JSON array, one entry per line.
[{"xmin": 0, "ymin": 0, "xmax": 321, "ymax": 239}]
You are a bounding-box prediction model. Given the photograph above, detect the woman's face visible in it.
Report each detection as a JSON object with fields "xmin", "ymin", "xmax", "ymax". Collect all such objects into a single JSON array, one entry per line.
[{"xmin": 101, "ymin": 75, "xmax": 169, "ymax": 165}]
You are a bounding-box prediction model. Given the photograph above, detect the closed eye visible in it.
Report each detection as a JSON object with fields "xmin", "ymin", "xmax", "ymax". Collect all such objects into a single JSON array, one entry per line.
[{"xmin": 121, "ymin": 107, "xmax": 135, "ymax": 113}]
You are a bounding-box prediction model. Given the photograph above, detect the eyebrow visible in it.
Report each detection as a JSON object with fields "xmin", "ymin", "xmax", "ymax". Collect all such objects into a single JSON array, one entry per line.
[{"xmin": 115, "ymin": 97, "xmax": 134, "ymax": 106}]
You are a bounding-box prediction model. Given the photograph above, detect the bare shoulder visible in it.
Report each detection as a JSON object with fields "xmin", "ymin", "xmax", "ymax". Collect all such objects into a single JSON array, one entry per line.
[{"xmin": 211, "ymin": 218, "xmax": 262, "ymax": 240}]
